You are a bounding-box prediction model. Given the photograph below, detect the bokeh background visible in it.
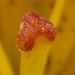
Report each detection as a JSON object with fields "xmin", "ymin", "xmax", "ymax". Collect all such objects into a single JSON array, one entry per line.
[{"xmin": 0, "ymin": 0, "xmax": 75, "ymax": 75}]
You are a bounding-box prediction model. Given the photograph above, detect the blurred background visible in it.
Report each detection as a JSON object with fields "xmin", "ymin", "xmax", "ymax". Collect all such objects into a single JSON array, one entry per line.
[{"xmin": 0, "ymin": 0, "xmax": 75, "ymax": 75}]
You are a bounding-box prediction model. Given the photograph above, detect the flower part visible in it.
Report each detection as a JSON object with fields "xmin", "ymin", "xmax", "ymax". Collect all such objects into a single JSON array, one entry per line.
[{"xmin": 17, "ymin": 12, "xmax": 56, "ymax": 51}]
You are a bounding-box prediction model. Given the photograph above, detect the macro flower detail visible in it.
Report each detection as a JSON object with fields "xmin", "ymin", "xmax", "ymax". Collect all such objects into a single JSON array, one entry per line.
[{"xmin": 17, "ymin": 12, "xmax": 56, "ymax": 51}]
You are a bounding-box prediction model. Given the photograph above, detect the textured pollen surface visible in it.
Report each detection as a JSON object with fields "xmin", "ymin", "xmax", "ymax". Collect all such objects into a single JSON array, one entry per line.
[{"xmin": 17, "ymin": 12, "xmax": 56, "ymax": 51}]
